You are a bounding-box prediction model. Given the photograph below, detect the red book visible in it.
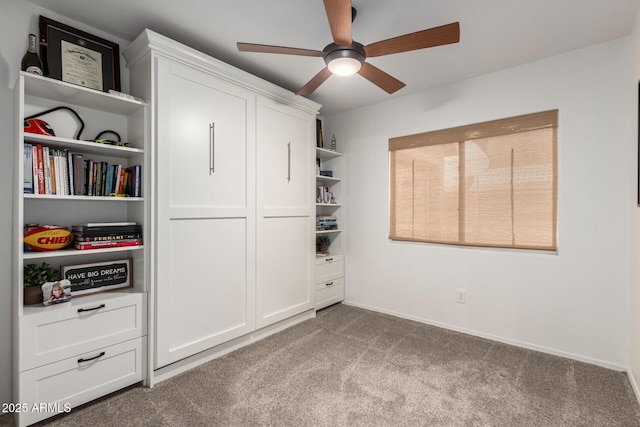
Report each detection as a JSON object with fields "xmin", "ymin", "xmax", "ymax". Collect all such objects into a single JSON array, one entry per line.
[
  {"xmin": 73, "ymin": 239, "xmax": 143, "ymax": 250},
  {"xmin": 116, "ymin": 166, "xmax": 126, "ymax": 194}
]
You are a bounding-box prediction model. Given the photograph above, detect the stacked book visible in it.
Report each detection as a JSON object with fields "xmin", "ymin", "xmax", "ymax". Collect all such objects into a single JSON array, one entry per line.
[
  {"xmin": 72, "ymin": 222, "xmax": 143, "ymax": 250},
  {"xmin": 316, "ymin": 216, "xmax": 338, "ymax": 231}
]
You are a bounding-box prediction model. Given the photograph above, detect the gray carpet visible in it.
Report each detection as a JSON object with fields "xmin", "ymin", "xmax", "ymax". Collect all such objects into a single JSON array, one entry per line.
[{"xmin": 3, "ymin": 303, "xmax": 640, "ymax": 426}]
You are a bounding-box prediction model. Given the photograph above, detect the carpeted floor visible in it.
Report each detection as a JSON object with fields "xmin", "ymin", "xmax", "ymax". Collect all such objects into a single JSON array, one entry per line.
[{"xmin": 3, "ymin": 303, "xmax": 640, "ymax": 426}]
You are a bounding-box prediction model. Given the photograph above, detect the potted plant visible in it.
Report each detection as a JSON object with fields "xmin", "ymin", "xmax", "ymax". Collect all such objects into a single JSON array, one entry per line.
[
  {"xmin": 316, "ymin": 235, "xmax": 331, "ymax": 254},
  {"xmin": 23, "ymin": 262, "xmax": 60, "ymax": 305}
]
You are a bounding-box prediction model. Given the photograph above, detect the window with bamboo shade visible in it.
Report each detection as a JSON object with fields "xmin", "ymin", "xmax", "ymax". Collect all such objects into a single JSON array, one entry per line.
[{"xmin": 389, "ymin": 110, "xmax": 558, "ymax": 250}]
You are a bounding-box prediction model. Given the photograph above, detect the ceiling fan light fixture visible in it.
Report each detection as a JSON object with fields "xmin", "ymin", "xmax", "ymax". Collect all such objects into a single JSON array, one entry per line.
[
  {"xmin": 323, "ymin": 43, "xmax": 366, "ymax": 76},
  {"xmin": 327, "ymin": 56, "xmax": 362, "ymax": 75}
]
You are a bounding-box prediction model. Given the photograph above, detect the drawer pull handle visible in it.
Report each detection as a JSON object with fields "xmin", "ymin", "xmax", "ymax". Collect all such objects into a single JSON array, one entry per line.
[
  {"xmin": 77, "ymin": 304, "xmax": 105, "ymax": 313},
  {"xmin": 326, "ymin": 281, "xmax": 334, "ymax": 286},
  {"xmin": 78, "ymin": 352, "xmax": 105, "ymax": 364},
  {"xmin": 325, "ymin": 257, "xmax": 333, "ymax": 262}
]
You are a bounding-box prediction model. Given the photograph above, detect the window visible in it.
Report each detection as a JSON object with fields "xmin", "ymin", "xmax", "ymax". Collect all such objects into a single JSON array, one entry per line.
[{"xmin": 389, "ymin": 110, "xmax": 558, "ymax": 251}]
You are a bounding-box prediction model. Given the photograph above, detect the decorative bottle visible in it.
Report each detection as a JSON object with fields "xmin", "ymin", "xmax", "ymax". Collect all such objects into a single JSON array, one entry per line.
[{"xmin": 21, "ymin": 34, "xmax": 43, "ymax": 76}]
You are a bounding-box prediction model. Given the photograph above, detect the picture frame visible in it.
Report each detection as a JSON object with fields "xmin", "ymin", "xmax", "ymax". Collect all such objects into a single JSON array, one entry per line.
[
  {"xmin": 39, "ymin": 15, "xmax": 121, "ymax": 93},
  {"xmin": 61, "ymin": 258, "xmax": 132, "ymax": 297}
]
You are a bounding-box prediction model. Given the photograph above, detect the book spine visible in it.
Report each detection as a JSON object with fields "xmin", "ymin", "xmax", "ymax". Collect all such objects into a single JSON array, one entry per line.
[
  {"xmin": 54, "ymin": 148, "xmax": 60, "ymax": 194},
  {"xmin": 91, "ymin": 161, "xmax": 98, "ymax": 196},
  {"xmin": 105, "ymin": 164, "xmax": 114, "ymax": 195},
  {"xmin": 77, "ymin": 154, "xmax": 84, "ymax": 195},
  {"xmin": 32, "ymin": 145, "xmax": 40, "ymax": 194},
  {"xmin": 43, "ymin": 146, "xmax": 51, "ymax": 194},
  {"xmin": 116, "ymin": 165, "xmax": 126, "ymax": 194},
  {"xmin": 82, "ymin": 160, "xmax": 91, "ymax": 196},
  {"xmin": 23, "ymin": 143, "xmax": 33, "ymax": 194},
  {"xmin": 73, "ymin": 233, "xmax": 143, "ymax": 242},
  {"xmin": 73, "ymin": 239, "xmax": 143, "ymax": 250},
  {"xmin": 65, "ymin": 150, "xmax": 72, "ymax": 196},
  {"xmin": 135, "ymin": 165, "xmax": 142, "ymax": 197}
]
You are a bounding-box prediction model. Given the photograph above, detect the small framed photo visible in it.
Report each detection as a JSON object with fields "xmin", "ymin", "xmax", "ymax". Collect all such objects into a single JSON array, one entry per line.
[
  {"xmin": 42, "ymin": 279, "xmax": 72, "ymax": 306},
  {"xmin": 61, "ymin": 258, "xmax": 132, "ymax": 297},
  {"xmin": 39, "ymin": 15, "xmax": 121, "ymax": 92}
]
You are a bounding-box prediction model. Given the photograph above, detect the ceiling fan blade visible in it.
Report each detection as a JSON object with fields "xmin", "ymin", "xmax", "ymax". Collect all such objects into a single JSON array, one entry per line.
[
  {"xmin": 365, "ymin": 22, "xmax": 460, "ymax": 58},
  {"xmin": 323, "ymin": 0, "xmax": 352, "ymax": 46},
  {"xmin": 358, "ymin": 62, "xmax": 405, "ymax": 94},
  {"xmin": 296, "ymin": 67, "xmax": 332, "ymax": 97},
  {"xmin": 237, "ymin": 42, "xmax": 324, "ymax": 57}
]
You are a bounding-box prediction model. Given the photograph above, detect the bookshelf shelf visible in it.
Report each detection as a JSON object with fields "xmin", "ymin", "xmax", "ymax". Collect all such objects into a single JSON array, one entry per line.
[
  {"xmin": 22, "ymin": 72, "xmax": 146, "ymax": 114},
  {"xmin": 24, "ymin": 194, "xmax": 143, "ymax": 202},
  {"xmin": 24, "ymin": 133, "xmax": 144, "ymax": 158},
  {"xmin": 23, "ymin": 245, "xmax": 145, "ymax": 260}
]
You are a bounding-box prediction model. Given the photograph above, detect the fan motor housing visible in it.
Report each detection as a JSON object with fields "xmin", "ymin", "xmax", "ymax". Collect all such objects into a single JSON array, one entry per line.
[{"xmin": 323, "ymin": 42, "xmax": 366, "ymax": 67}]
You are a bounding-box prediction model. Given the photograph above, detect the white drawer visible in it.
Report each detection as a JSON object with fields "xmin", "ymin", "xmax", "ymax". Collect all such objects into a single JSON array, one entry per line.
[
  {"xmin": 315, "ymin": 277, "xmax": 344, "ymax": 310},
  {"xmin": 315, "ymin": 255, "xmax": 343, "ymax": 283},
  {"xmin": 20, "ymin": 292, "xmax": 146, "ymax": 371},
  {"xmin": 18, "ymin": 336, "xmax": 146, "ymax": 427}
]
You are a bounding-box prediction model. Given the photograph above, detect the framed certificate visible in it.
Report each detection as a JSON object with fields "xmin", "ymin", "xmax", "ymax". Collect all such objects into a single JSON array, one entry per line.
[{"xmin": 39, "ymin": 16, "xmax": 121, "ymax": 92}]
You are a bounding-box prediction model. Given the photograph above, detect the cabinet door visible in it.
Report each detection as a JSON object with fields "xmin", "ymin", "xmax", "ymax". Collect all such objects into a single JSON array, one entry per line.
[
  {"xmin": 256, "ymin": 97, "xmax": 314, "ymax": 329},
  {"xmin": 155, "ymin": 57, "xmax": 256, "ymax": 368}
]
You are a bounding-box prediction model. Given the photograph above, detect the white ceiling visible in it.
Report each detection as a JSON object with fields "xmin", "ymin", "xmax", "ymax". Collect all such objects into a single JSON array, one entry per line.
[{"xmin": 25, "ymin": 0, "xmax": 640, "ymax": 115}]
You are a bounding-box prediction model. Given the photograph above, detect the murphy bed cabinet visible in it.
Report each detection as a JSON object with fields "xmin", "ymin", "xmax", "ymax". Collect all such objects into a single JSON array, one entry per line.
[
  {"xmin": 124, "ymin": 29, "xmax": 320, "ymax": 381},
  {"xmin": 13, "ymin": 73, "xmax": 148, "ymax": 427}
]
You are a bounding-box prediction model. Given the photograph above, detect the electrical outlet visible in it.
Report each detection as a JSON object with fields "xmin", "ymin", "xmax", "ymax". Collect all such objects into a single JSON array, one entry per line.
[{"xmin": 456, "ymin": 289, "xmax": 466, "ymax": 304}]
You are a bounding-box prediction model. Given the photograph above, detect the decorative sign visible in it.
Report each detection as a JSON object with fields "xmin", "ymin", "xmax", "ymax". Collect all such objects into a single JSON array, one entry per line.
[{"xmin": 61, "ymin": 258, "xmax": 132, "ymax": 296}]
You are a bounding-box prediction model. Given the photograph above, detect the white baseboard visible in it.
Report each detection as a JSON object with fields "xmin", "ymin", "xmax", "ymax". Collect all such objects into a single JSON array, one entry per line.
[
  {"xmin": 627, "ymin": 367, "xmax": 640, "ymax": 404},
  {"xmin": 343, "ymin": 300, "xmax": 626, "ymax": 372}
]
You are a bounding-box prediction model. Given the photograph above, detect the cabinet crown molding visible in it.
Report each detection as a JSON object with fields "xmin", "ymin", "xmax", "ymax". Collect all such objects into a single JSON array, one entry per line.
[{"xmin": 123, "ymin": 29, "xmax": 321, "ymax": 115}]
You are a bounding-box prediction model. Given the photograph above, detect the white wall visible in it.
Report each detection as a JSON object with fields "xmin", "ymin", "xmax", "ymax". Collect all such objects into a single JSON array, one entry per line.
[
  {"xmin": 0, "ymin": 0, "xmax": 131, "ymax": 405},
  {"xmin": 325, "ymin": 37, "xmax": 633, "ymax": 368},
  {"xmin": 629, "ymin": 5, "xmax": 640, "ymax": 398}
]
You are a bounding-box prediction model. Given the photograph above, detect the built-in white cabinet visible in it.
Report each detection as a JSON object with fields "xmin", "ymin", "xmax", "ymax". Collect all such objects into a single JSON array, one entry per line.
[
  {"xmin": 152, "ymin": 57, "xmax": 256, "ymax": 368},
  {"xmin": 256, "ymin": 96, "xmax": 315, "ymax": 329},
  {"xmin": 12, "ymin": 73, "xmax": 148, "ymax": 427},
  {"xmin": 124, "ymin": 29, "xmax": 320, "ymax": 380},
  {"xmin": 315, "ymin": 147, "xmax": 345, "ymax": 309}
]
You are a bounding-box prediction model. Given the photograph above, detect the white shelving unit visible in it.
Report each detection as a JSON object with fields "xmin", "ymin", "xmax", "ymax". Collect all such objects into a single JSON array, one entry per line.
[
  {"xmin": 315, "ymin": 146, "xmax": 345, "ymax": 310},
  {"xmin": 12, "ymin": 72, "xmax": 149, "ymax": 427}
]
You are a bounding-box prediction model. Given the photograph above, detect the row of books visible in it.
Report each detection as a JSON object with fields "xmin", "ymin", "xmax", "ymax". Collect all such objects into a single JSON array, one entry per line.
[
  {"xmin": 24, "ymin": 143, "xmax": 142, "ymax": 197},
  {"xmin": 72, "ymin": 222, "xmax": 143, "ymax": 251}
]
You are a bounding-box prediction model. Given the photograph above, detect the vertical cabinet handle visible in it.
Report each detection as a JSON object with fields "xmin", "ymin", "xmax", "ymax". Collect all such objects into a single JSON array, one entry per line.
[
  {"xmin": 209, "ymin": 122, "xmax": 215, "ymax": 175},
  {"xmin": 287, "ymin": 142, "xmax": 291, "ymax": 182}
]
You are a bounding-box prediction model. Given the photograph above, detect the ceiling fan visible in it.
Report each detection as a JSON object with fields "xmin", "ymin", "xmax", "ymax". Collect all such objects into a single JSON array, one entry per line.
[{"xmin": 237, "ymin": 0, "xmax": 460, "ymax": 97}]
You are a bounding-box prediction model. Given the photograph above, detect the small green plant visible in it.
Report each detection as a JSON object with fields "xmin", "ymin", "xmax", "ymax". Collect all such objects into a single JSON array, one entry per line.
[
  {"xmin": 23, "ymin": 262, "xmax": 60, "ymax": 288},
  {"xmin": 316, "ymin": 235, "xmax": 331, "ymax": 253},
  {"xmin": 316, "ymin": 235, "xmax": 330, "ymax": 247}
]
